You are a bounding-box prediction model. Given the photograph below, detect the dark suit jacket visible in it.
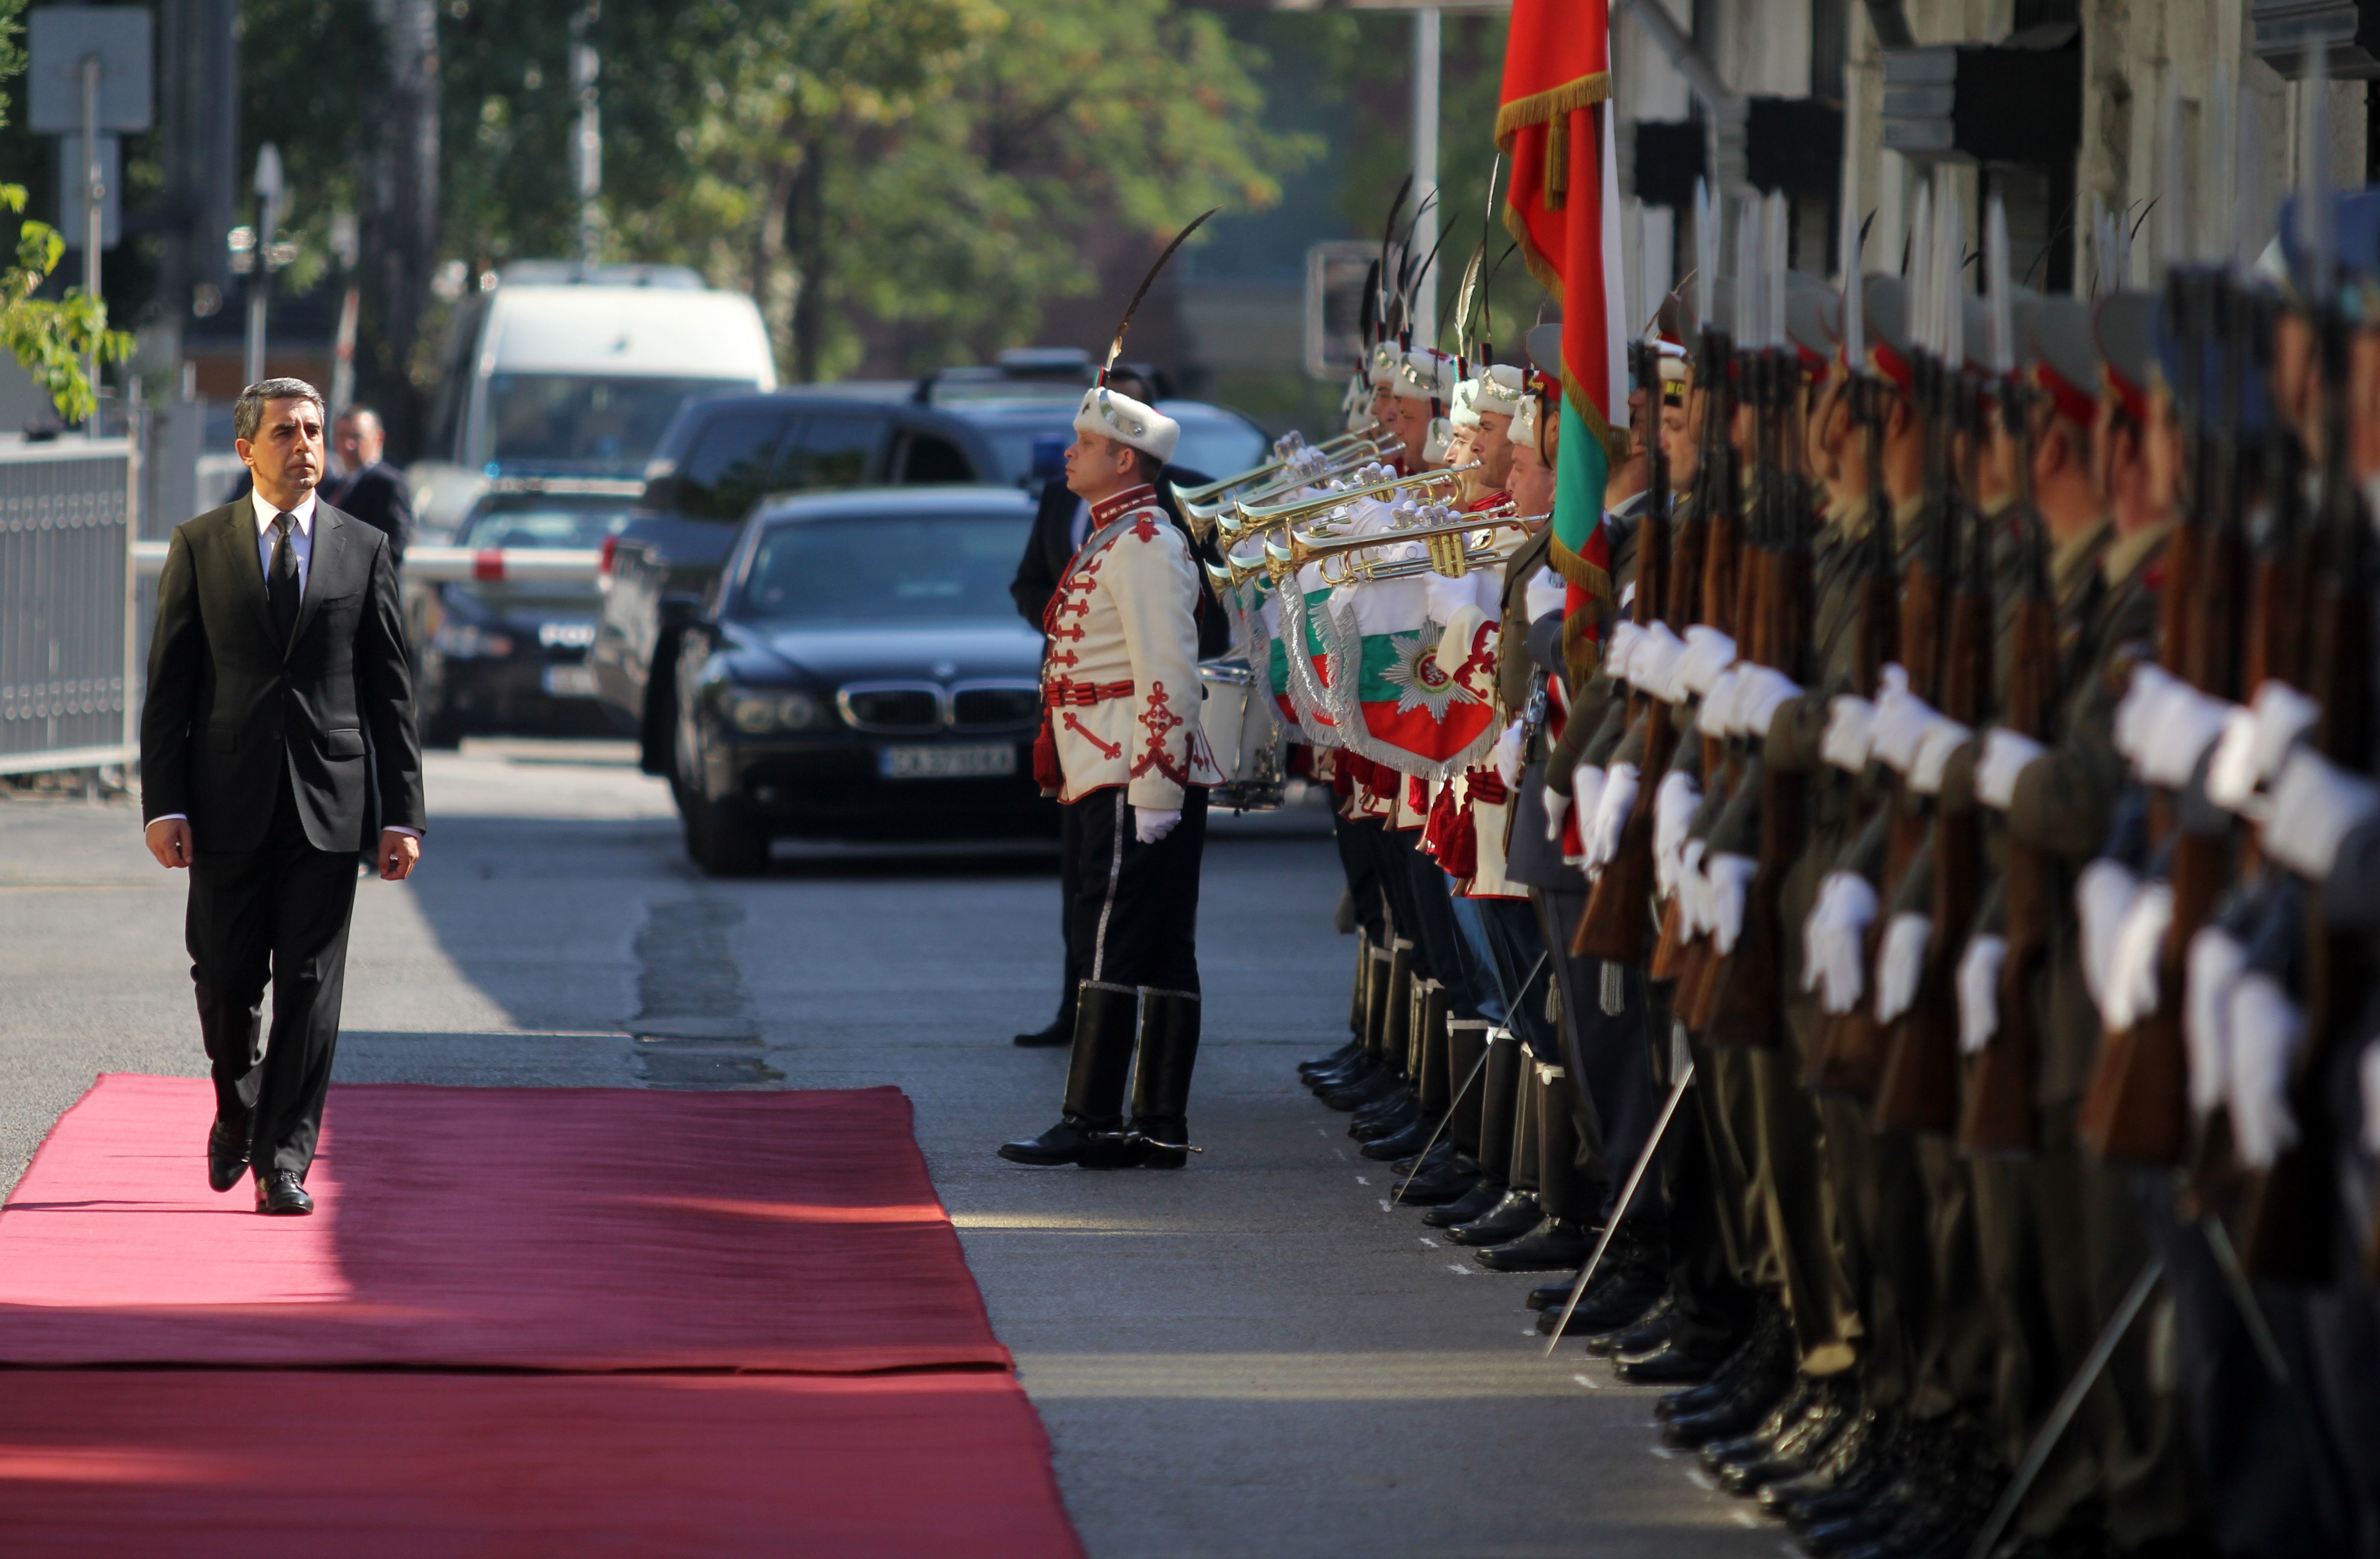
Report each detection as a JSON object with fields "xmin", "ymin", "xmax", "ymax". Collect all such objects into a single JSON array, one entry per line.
[
  {"xmin": 141, "ymin": 499, "xmax": 427, "ymax": 854},
  {"xmin": 1009, "ymin": 466, "xmax": 1230, "ymax": 658},
  {"xmin": 320, "ymin": 461, "xmax": 414, "ymax": 562}
]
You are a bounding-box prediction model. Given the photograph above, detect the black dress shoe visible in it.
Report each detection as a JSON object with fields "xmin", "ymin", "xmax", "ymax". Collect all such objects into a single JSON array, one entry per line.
[
  {"xmin": 1717, "ymin": 1378, "xmax": 1858, "ymax": 1494},
  {"xmin": 1703, "ymin": 1375, "xmax": 1822, "ymax": 1470},
  {"xmin": 1318, "ymin": 1069, "xmax": 1402, "ymax": 1110},
  {"xmin": 1360, "ymin": 1114, "xmax": 1440, "ymax": 1161},
  {"xmin": 1305, "ymin": 1053, "xmax": 1376, "ymax": 1090},
  {"xmin": 1299, "ymin": 1041, "xmax": 1363, "ymax": 1077},
  {"xmin": 1445, "ymin": 1188, "xmax": 1542, "ymax": 1246},
  {"xmin": 1761, "ymin": 1408, "xmax": 1890, "ymax": 1518},
  {"xmin": 1351, "ymin": 1097, "xmax": 1422, "ymax": 1143},
  {"xmin": 1392, "ymin": 1156, "xmax": 1479, "ymax": 1205},
  {"xmin": 1662, "ymin": 1359, "xmax": 1794, "ymax": 1448},
  {"xmin": 207, "ymin": 1118, "xmax": 251, "ymax": 1194},
  {"xmin": 1393, "ymin": 1139, "xmax": 1459, "ymax": 1177},
  {"xmin": 1548, "ymin": 1261, "xmax": 1666, "ymax": 1335},
  {"xmin": 1616, "ymin": 1329, "xmax": 1738, "ymax": 1385},
  {"xmin": 998, "ymin": 1119, "xmax": 1131, "ymax": 1168},
  {"xmin": 1475, "ymin": 1216, "xmax": 1589, "ymax": 1272},
  {"xmin": 1658, "ymin": 1303, "xmax": 1785, "ymax": 1422},
  {"xmin": 1584, "ymin": 1296, "xmax": 1673, "ymax": 1357},
  {"xmin": 1350, "ymin": 1087, "xmax": 1417, "ymax": 1130},
  {"xmin": 255, "ymin": 1169, "xmax": 313, "ymax": 1216},
  {"xmin": 1013, "ymin": 1018, "xmax": 1071, "ymax": 1048},
  {"xmin": 1421, "ymin": 1177, "xmax": 1506, "ymax": 1228}
]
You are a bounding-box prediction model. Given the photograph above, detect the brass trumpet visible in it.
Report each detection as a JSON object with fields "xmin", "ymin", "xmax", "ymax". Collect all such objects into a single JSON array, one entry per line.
[
  {"xmin": 1176, "ymin": 431, "xmax": 1400, "ymax": 522},
  {"xmin": 1216, "ymin": 461, "xmax": 1480, "ymax": 539},
  {"xmin": 1261, "ymin": 506, "xmax": 1541, "ymax": 588}
]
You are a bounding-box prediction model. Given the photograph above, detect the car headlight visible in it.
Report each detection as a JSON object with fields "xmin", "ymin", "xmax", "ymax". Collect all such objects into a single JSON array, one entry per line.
[
  {"xmin": 432, "ymin": 623, "xmax": 515, "ymax": 658},
  {"xmin": 720, "ymin": 688, "xmax": 824, "ymax": 734}
]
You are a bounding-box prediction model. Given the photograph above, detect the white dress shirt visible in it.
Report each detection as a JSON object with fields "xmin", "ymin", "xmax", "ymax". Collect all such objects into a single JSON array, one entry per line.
[
  {"xmin": 253, "ymin": 487, "xmax": 317, "ymax": 593},
  {"xmin": 154, "ymin": 486, "xmax": 418, "ymax": 843}
]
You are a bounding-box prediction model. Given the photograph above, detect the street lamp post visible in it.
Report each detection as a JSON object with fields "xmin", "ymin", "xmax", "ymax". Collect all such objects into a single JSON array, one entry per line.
[
  {"xmin": 246, "ymin": 144, "xmax": 284, "ymax": 388},
  {"xmin": 572, "ymin": 3, "xmax": 602, "ymax": 269}
]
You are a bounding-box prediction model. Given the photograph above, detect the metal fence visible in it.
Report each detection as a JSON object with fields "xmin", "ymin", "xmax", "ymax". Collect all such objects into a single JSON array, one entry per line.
[{"xmin": 0, "ymin": 437, "xmax": 138, "ymax": 776}]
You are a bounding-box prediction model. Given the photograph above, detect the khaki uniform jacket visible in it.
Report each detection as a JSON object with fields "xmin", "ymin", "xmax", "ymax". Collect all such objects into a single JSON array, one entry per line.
[{"xmin": 1044, "ymin": 491, "xmax": 1225, "ymax": 809}]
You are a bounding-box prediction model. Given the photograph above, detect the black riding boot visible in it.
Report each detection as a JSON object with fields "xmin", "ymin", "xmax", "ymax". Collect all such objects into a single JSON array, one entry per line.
[
  {"xmin": 1125, "ymin": 987, "xmax": 1202, "ymax": 1168},
  {"xmin": 1000, "ymin": 981, "xmax": 1138, "ymax": 1166}
]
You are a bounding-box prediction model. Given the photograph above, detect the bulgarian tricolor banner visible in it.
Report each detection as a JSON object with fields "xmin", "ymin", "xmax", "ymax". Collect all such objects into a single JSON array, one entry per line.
[{"xmin": 1498, "ymin": 0, "xmax": 1629, "ymax": 674}]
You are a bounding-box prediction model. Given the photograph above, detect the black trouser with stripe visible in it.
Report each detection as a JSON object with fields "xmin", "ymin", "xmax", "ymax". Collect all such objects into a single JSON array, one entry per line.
[{"xmin": 1063, "ymin": 786, "xmax": 1208, "ymax": 997}]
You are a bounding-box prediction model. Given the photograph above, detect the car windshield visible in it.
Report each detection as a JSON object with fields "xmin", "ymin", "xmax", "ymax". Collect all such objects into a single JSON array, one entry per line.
[
  {"xmin": 738, "ymin": 512, "xmax": 1030, "ymax": 626},
  {"xmin": 488, "ymin": 374, "xmax": 753, "ymax": 470},
  {"xmin": 958, "ymin": 403, "xmax": 1268, "ymax": 486},
  {"xmin": 456, "ymin": 503, "xmax": 633, "ymax": 550}
]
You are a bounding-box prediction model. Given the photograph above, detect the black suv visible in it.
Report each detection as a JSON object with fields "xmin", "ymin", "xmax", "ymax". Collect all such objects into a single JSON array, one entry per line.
[{"xmin": 591, "ymin": 362, "xmax": 1266, "ymax": 783}]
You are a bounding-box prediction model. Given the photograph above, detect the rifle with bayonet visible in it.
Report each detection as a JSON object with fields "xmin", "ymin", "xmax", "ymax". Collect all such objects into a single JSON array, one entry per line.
[{"xmin": 1962, "ymin": 242, "xmax": 2058, "ymax": 1154}]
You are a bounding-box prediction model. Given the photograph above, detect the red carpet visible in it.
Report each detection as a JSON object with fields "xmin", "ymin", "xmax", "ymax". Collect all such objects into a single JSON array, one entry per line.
[
  {"xmin": 0, "ymin": 1074, "xmax": 1007, "ymax": 1371},
  {"xmin": 0, "ymin": 1370, "xmax": 1083, "ymax": 1558},
  {"xmin": 0, "ymin": 1075, "xmax": 1082, "ymax": 1557}
]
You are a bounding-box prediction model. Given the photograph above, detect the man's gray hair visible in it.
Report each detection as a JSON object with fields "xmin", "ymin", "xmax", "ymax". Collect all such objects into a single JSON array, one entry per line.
[{"xmin": 234, "ymin": 378, "xmax": 326, "ymax": 443}]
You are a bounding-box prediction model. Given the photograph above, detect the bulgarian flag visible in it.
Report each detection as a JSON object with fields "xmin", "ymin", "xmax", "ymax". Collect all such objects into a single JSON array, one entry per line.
[{"xmin": 1498, "ymin": 0, "xmax": 1629, "ymax": 675}]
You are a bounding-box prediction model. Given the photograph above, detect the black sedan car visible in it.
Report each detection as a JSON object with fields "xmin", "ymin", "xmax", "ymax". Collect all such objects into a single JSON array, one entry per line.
[
  {"xmin": 417, "ymin": 480, "xmax": 642, "ymax": 744},
  {"xmin": 673, "ymin": 486, "xmax": 1051, "ymax": 873}
]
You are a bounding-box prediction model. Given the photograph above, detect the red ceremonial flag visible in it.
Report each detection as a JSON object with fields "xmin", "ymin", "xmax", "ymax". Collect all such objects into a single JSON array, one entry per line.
[{"xmin": 1497, "ymin": 0, "xmax": 1626, "ymax": 673}]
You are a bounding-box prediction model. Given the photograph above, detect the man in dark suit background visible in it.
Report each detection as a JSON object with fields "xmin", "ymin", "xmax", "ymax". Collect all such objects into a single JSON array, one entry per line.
[
  {"xmin": 141, "ymin": 378, "xmax": 426, "ymax": 1216},
  {"xmin": 1006, "ymin": 368, "xmax": 1227, "ymax": 1049},
  {"xmin": 320, "ymin": 405, "xmax": 415, "ymax": 563}
]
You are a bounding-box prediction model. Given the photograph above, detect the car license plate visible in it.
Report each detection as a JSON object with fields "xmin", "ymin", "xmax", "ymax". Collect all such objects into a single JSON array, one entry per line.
[
  {"xmin": 543, "ymin": 664, "xmax": 599, "ymax": 698},
  {"xmin": 879, "ymin": 743, "xmax": 1015, "ymax": 780}
]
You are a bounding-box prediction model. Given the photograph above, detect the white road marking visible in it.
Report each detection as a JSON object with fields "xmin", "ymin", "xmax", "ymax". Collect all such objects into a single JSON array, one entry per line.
[
  {"xmin": 1447, "ymin": 1264, "xmax": 1475, "ymax": 1277},
  {"xmin": 1354, "ymin": 1175, "xmax": 1371, "ymax": 1185},
  {"xmin": 1571, "ymin": 1372, "xmax": 1603, "ymax": 1390}
]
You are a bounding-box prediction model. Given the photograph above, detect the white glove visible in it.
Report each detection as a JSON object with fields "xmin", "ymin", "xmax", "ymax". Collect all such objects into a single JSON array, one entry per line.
[
  {"xmin": 1604, "ymin": 620, "xmax": 1645, "ymax": 685},
  {"xmin": 2137, "ymin": 684, "xmax": 2233, "ymax": 789},
  {"xmin": 1433, "ymin": 605, "xmax": 1489, "ymax": 677},
  {"xmin": 2226, "ymin": 971, "xmax": 2305, "ymax": 1169},
  {"xmin": 2076, "ymin": 859, "xmax": 2143, "ymax": 1015},
  {"xmin": 1524, "ymin": 565, "xmax": 1566, "ymax": 621},
  {"xmin": 2264, "ymin": 747, "xmax": 2380, "ymax": 881},
  {"xmin": 2112, "ymin": 663, "xmax": 2178, "ymax": 766},
  {"xmin": 1675, "ymin": 626, "xmax": 1739, "ymax": 699},
  {"xmin": 1908, "ymin": 717, "xmax": 1976, "ymax": 796},
  {"xmin": 1491, "ymin": 719, "xmax": 1526, "ymax": 790},
  {"xmin": 1570, "ymin": 764, "xmax": 1607, "ymax": 862},
  {"xmin": 1697, "ymin": 668, "xmax": 1745, "ymax": 738},
  {"xmin": 1629, "ymin": 621, "xmax": 1687, "ymax": 696},
  {"xmin": 2184, "ymin": 926, "xmax": 2247, "ymax": 1119},
  {"xmin": 1875, "ymin": 912, "xmax": 1932, "ymax": 1024},
  {"xmin": 1652, "ymin": 770, "xmax": 1701, "ymax": 899},
  {"xmin": 1868, "ymin": 686, "xmax": 1940, "ymax": 774},
  {"xmin": 1585, "ymin": 761, "xmax": 1639, "ymax": 873},
  {"xmin": 1676, "ymin": 839, "xmax": 1710, "ymax": 935},
  {"xmin": 2248, "ymin": 679, "xmax": 2320, "ymax": 784},
  {"xmin": 1976, "ymin": 727, "xmax": 2047, "ymax": 810},
  {"xmin": 1134, "ymin": 806, "xmax": 1182, "ymax": 845},
  {"xmin": 1821, "ymin": 695, "xmax": 1878, "ymax": 772},
  {"xmin": 1732, "ymin": 666, "xmax": 1804, "ymax": 742},
  {"xmin": 1544, "ymin": 786, "xmax": 1572, "ymax": 843},
  {"xmin": 1705, "ymin": 852, "xmax": 1759, "ymax": 954},
  {"xmin": 1805, "ymin": 872, "xmax": 1880, "ymax": 1014},
  {"xmin": 2100, "ymin": 880, "xmax": 2175, "ymax": 1032},
  {"xmin": 1957, "ymin": 933, "xmax": 2009, "ymax": 1054},
  {"xmin": 2203, "ymin": 704, "xmax": 2265, "ymax": 814}
]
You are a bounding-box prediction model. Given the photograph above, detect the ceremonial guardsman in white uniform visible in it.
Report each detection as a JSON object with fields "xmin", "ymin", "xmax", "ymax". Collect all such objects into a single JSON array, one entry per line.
[{"xmin": 1001, "ymin": 383, "xmax": 1226, "ymax": 1170}]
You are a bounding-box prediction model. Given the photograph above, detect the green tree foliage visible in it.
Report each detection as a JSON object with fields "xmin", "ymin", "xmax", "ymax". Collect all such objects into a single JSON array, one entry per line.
[{"xmin": 0, "ymin": 0, "xmax": 134, "ymax": 420}]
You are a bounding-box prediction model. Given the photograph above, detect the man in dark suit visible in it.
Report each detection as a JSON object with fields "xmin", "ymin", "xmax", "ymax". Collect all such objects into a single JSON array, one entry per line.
[
  {"xmin": 141, "ymin": 378, "xmax": 426, "ymax": 1216},
  {"xmin": 320, "ymin": 406, "xmax": 415, "ymax": 563},
  {"xmin": 1005, "ymin": 371, "xmax": 1226, "ymax": 1050}
]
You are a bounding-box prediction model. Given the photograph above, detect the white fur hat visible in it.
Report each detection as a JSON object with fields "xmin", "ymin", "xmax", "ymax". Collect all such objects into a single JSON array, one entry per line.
[
  {"xmin": 1366, "ymin": 341, "xmax": 1403, "ymax": 389},
  {"xmin": 1473, "ymin": 363, "xmax": 1526, "ymax": 418},
  {"xmin": 1510, "ymin": 391, "xmax": 1541, "ymax": 450},
  {"xmin": 1449, "ymin": 378, "xmax": 1483, "ymax": 430},
  {"xmin": 1392, "ymin": 349, "xmax": 1456, "ymax": 403},
  {"xmin": 1074, "ymin": 384, "xmax": 1180, "ymax": 463}
]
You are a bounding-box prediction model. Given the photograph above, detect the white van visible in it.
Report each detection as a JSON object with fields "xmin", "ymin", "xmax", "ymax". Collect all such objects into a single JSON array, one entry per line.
[{"xmin": 408, "ymin": 262, "xmax": 777, "ymax": 536}]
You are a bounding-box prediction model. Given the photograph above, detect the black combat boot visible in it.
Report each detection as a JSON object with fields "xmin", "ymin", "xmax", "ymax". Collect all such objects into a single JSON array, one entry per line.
[
  {"xmin": 1000, "ymin": 981, "xmax": 1138, "ymax": 1167},
  {"xmin": 1123, "ymin": 987, "xmax": 1202, "ymax": 1169}
]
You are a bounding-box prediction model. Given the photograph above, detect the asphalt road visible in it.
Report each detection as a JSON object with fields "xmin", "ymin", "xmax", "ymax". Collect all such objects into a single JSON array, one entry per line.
[{"xmin": 0, "ymin": 740, "xmax": 1780, "ymax": 1559}]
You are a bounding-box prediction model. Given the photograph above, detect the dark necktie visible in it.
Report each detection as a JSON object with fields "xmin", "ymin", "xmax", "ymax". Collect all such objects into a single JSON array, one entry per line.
[{"xmin": 269, "ymin": 511, "xmax": 301, "ymax": 646}]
